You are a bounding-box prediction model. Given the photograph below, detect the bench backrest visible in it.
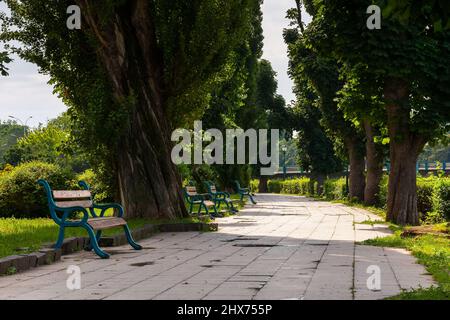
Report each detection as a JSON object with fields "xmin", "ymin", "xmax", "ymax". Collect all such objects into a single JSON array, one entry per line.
[
  {"xmin": 210, "ymin": 185, "xmax": 217, "ymax": 193},
  {"xmin": 53, "ymin": 190, "xmax": 93, "ymax": 208},
  {"xmin": 185, "ymin": 186, "xmax": 197, "ymax": 197}
]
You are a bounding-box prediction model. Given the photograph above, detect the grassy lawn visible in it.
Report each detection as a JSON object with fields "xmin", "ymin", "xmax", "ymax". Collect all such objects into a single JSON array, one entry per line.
[{"xmin": 362, "ymin": 223, "xmax": 450, "ymax": 300}]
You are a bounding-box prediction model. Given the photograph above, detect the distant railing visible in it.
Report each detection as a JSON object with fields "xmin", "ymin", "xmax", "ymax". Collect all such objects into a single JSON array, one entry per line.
[{"xmin": 275, "ymin": 161, "xmax": 450, "ymax": 177}]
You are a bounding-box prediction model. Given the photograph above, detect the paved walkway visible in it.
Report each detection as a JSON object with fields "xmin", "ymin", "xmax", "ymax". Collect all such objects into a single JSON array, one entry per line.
[{"xmin": 0, "ymin": 194, "xmax": 434, "ymax": 300}]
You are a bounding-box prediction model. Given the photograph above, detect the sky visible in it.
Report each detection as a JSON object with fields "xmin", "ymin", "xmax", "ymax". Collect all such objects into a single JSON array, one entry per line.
[{"xmin": 0, "ymin": 1, "xmax": 311, "ymax": 128}]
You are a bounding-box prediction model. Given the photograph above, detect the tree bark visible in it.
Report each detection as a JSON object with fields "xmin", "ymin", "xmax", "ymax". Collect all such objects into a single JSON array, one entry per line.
[
  {"xmin": 345, "ymin": 137, "xmax": 366, "ymax": 202},
  {"xmin": 78, "ymin": 0, "xmax": 188, "ymax": 219},
  {"xmin": 385, "ymin": 78, "xmax": 426, "ymax": 226},
  {"xmin": 259, "ymin": 175, "xmax": 268, "ymax": 193},
  {"xmin": 363, "ymin": 119, "xmax": 384, "ymax": 206}
]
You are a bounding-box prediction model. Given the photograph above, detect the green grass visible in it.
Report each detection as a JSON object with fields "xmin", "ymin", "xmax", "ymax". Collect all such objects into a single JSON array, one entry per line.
[
  {"xmin": 355, "ymin": 219, "xmax": 387, "ymax": 226},
  {"xmin": 363, "ymin": 231, "xmax": 450, "ymax": 300},
  {"xmin": 331, "ymin": 199, "xmax": 387, "ymax": 219}
]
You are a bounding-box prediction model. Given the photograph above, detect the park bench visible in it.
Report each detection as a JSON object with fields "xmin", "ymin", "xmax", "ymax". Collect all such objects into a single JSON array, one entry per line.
[
  {"xmin": 204, "ymin": 181, "xmax": 239, "ymax": 214},
  {"xmin": 183, "ymin": 186, "xmax": 220, "ymax": 218},
  {"xmin": 234, "ymin": 180, "xmax": 257, "ymax": 204},
  {"xmin": 38, "ymin": 179, "xmax": 142, "ymax": 259}
]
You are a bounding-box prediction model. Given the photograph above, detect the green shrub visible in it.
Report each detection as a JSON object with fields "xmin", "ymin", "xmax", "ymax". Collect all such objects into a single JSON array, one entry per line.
[
  {"xmin": 267, "ymin": 178, "xmax": 313, "ymax": 196},
  {"xmin": 417, "ymin": 177, "xmax": 436, "ymax": 221},
  {"xmin": 0, "ymin": 161, "xmax": 74, "ymax": 218},
  {"xmin": 268, "ymin": 179, "xmax": 282, "ymax": 193},
  {"xmin": 433, "ymin": 178, "xmax": 450, "ymax": 221},
  {"xmin": 323, "ymin": 178, "xmax": 347, "ymax": 200},
  {"xmin": 75, "ymin": 169, "xmax": 112, "ymax": 203},
  {"xmin": 281, "ymin": 179, "xmax": 301, "ymax": 194},
  {"xmin": 376, "ymin": 175, "xmax": 389, "ymax": 209},
  {"xmin": 250, "ymin": 179, "xmax": 259, "ymax": 193}
]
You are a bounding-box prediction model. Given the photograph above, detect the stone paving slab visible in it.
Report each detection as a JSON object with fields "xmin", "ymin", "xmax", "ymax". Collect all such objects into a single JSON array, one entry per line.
[{"xmin": 0, "ymin": 194, "xmax": 435, "ymax": 300}]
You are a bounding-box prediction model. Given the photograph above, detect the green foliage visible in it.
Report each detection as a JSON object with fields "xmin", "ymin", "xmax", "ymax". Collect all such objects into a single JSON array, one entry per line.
[
  {"xmin": 1, "ymin": 0, "xmax": 263, "ymax": 198},
  {"xmin": 267, "ymin": 179, "xmax": 282, "ymax": 194},
  {"xmin": 267, "ymin": 178, "xmax": 315, "ymax": 197},
  {"xmin": 433, "ymin": 178, "xmax": 450, "ymax": 220},
  {"xmin": 417, "ymin": 177, "xmax": 436, "ymax": 218},
  {"xmin": 3, "ymin": 116, "xmax": 88, "ymax": 173},
  {"xmin": 0, "ymin": 50, "xmax": 11, "ymax": 76},
  {"xmin": 0, "ymin": 161, "xmax": 74, "ymax": 218},
  {"xmin": 249, "ymin": 179, "xmax": 259, "ymax": 193},
  {"xmin": 374, "ymin": 175, "xmax": 449, "ymax": 223},
  {"xmin": 309, "ymin": 0, "xmax": 450, "ymax": 142},
  {"xmin": 0, "ymin": 120, "xmax": 25, "ymax": 165},
  {"xmin": 323, "ymin": 178, "xmax": 348, "ymax": 201},
  {"xmin": 377, "ymin": 175, "xmax": 389, "ymax": 209},
  {"xmin": 75, "ymin": 169, "xmax": 111, "ymax": 203},
  {"xmin": 384, "ymin": 0, "xmax": 450, "ymax": 31}
]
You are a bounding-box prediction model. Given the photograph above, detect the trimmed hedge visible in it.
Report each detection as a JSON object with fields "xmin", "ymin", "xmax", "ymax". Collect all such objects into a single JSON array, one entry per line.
[
  {"xmin": 416, "ymin": 177, "xmax": 436, "ymax": 218},
  {"xmin": 267, "ymin": 178, "xmax": 317, "ymax": 197},
  {"xmin": 433, "ymin": 178, "xmax": 450, "ymax": 221},
  {"xmin": 323, "ymin": 178, "xmax": 347, "ymax": 201}
]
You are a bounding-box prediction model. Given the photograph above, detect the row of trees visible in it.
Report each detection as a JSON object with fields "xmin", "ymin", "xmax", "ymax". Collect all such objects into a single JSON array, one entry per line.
[
  {"xmin": 1, "ymin": 1, "xmax": 448, "ymax": 225},
  {"xmin": 0, "ymin": 0, "xmax": 290, "ymax": 219},
  {"xmin": 286, "ymin": 0, "xmax": 450, "ymax": 225}
]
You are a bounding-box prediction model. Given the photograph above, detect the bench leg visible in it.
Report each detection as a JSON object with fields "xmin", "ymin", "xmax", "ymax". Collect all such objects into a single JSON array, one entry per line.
[
  {"xmin": 85, "ymin": 230, "xmax": 103, "ymax": 251},
  {"xmin": 54, "ymin": 226, "xmax": 65, "ymax": 249},
  {"xmin": 210, "ymin": 204, "xmax": 222, "ymax": 219},
  {"xmin": 123, "ymin": 225, "xmax": 142, "ymax": 250},
  {"xmin": 249, "ymin": 194, "xmax": 257, "ymax": 204},
  {"xmin": 228, "ymin": 200, "xmax": 238, "ymax": 213},
  {"xmin": 82, "ymin": 225, "xmax": 110, "ymax": 259}
]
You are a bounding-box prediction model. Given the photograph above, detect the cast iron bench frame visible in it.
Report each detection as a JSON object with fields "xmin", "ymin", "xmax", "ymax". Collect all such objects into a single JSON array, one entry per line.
[{"xmin": 38, "ymin": 179, "xmax": 142, "ymax": 259}]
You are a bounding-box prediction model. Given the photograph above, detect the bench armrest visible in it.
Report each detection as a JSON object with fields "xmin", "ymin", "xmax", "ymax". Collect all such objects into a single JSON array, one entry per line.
[
  {"xmin": 93, "ymin": 203, "xmax": 124, "ymax": 218},
  {"xmin": 56, "ymin": 206, "xmax": 90, "ymax": 225}
]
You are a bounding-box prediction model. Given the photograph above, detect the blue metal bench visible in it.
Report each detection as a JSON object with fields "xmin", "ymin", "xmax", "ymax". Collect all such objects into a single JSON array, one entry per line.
[
  {"xmin": 234, "ymin": 180, "xmax": 257, "ymax": 204},
  {"xmin": 38, "ymin": 179, "xmax": 142, "ymax": 259},
  {"xmin": 183, "ymin": 186, "xmax": 221, "ymax": 218},
  {"xmin": 204, "ymin": 182, "xmax": 239, "ymax": 214}
]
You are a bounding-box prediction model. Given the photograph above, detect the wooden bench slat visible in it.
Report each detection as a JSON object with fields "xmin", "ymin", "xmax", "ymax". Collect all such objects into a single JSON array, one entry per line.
[
  {"xmin": 55, "ymin": 200, "xmax": 93, "ymax": 208},
  {"xmin": 186, "ymin": 186, "xmax": 197, "ymax": 196},
  {"xmin": 87, "ymin": 217, "xmax": 127, "ymax": 230},
  {"xmin": 53, "ymin": 190, "xmax": 91, "ymax": 199},
  {"xmin": 203, "ymin": 200, "xmax": 215, "ymax": 207}
]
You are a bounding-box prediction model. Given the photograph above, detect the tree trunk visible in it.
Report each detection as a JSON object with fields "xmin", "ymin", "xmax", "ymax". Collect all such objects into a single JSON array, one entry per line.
[
  {"xmin": 363, "ymin": 119, "xmax": 384, "ymax": 206},
  {"xmin": 259, "ymin": 175, "xmax": 268, "ymax": 193},
  {"xmin": 345, "ymin": 137, "xmax": 366, "ymax": 202},
  {"xmin": 385, "ymin": 78, "xmax": 426, "ymax": 226},
  {"xmin": 311, "ymin": 173, "xmax": 325, "ymax": 196},
  {"xmin": 78, "ymin": 0, "xmax": 188, "ymax": 219}
]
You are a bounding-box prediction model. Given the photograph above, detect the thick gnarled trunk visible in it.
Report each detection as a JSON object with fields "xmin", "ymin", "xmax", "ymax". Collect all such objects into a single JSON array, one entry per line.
[
  {"xmin": 385, "ymin": 78, "xmax": 425, "ymax": 226},
  {"xmin": 345, "ymin": 137, "xmax": 366, "ymax": 202},
  {"xmin": 78, "ymin": 0, "xmax": 188, "ymax": 218},
  {"xmin": 363, "ymin": 119, "xmax": 384, "ymax": 206}
]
